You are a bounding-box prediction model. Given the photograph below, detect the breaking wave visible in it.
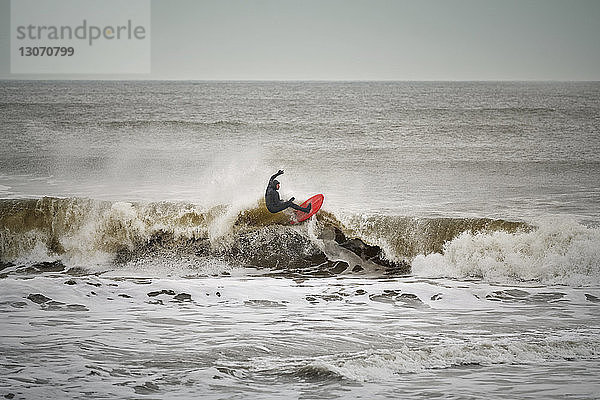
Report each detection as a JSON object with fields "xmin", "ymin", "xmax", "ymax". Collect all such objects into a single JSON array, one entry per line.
[
  {"xmin": 1, "ymin": 197, "xmax": 599, "ymax": 285},
  {"xmin": 295, "ymin": 333, "xmax": 599, "ymax": 382},
  {"xmin": 412, "ymin": 218, "xmax": 600, "ymax": 286}
]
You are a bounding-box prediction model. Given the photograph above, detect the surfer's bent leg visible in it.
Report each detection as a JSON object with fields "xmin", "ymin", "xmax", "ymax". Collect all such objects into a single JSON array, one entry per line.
[
  {"xmin": 288, "ymin": 202, "xmax": 311, "ymax": 213},
  {"xmin": 267, "ymin": 201, "xmax": 310, "ymax": 214}
]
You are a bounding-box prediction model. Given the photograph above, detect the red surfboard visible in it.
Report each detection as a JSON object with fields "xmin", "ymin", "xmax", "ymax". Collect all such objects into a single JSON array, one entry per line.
[{"xmin": 290, "ymin": 194, "xmax": 324, "ymax": 224}]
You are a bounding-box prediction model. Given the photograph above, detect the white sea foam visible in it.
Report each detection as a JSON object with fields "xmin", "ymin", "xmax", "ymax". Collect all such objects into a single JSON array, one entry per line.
[
  {"xmin": 306, "ymin": 334, "xmax": 599, "ymax": 382},
  {"xmin": 13, "ymin": 239, "xmax": 59, "ymax": 265},
  {"xmin": 412, "ymin": 218, "xmax": 600, "ymax": 286}
]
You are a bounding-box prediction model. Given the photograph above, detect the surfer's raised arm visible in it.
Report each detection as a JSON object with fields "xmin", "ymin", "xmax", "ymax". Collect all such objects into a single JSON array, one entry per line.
[{"xmin": 270, "ymin": 170, "xmax": 284, "ymax": 182}]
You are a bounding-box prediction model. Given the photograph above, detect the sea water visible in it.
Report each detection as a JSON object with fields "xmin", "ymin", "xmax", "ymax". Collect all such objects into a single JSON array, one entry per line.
[{"xmin": 1, "ymin": 81, "xmax": 599, "ymax": 399}]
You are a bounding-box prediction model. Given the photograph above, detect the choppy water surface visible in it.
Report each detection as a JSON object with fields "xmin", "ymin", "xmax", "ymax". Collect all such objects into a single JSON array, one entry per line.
[
  {"xmin": 2, "ymin": 274, "xmax": 599, "ymax": 399},
  {"xmin": 1, "ymin": 81, "xmax": 599, "ymax": 399}
]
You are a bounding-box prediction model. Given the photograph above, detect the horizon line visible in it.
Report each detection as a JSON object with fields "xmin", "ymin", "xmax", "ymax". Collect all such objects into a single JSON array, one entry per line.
[{"xmin": 2, "ymin": 77, "xmax": 600, "ymax": 83}]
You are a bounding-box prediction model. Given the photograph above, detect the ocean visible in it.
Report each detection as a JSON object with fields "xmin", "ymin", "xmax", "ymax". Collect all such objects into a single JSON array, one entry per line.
[{"xmin": 1, "ymin": 80, "xmax": 599, "ymax": 399}]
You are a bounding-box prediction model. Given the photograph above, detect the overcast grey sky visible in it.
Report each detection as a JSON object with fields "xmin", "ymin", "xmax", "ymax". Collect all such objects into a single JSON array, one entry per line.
[{"xmin": 1, "ymin": 0, "xmax": 599, "ymax": 80}]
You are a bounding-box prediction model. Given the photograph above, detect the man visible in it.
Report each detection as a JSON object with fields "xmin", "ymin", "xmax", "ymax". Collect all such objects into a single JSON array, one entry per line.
[{"xmin": 265, "ymin": 170, "xmax": 311, "ymax": 214}]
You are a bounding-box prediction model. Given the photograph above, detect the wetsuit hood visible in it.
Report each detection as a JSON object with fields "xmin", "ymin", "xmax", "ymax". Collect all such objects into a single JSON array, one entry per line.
[{"xmin": 270, "ymin": 179, "xmax": 280, "ymax": 189}]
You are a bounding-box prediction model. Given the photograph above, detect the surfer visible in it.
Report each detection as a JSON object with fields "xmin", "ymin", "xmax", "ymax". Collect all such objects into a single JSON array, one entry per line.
[{"xmin": 265, "ymin": 170, "xmax": 312, "ymax": 214}]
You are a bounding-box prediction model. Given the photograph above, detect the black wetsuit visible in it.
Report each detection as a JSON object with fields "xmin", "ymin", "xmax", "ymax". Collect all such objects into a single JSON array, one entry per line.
[{"xmin": 265, "ymin": 171, "xmax": 310, "ymax": 213}]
